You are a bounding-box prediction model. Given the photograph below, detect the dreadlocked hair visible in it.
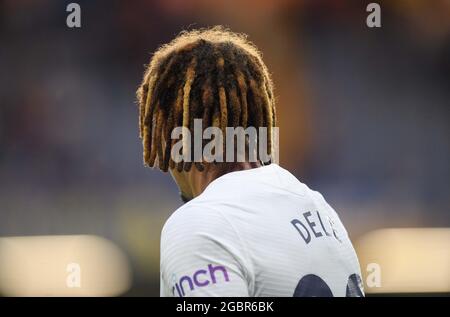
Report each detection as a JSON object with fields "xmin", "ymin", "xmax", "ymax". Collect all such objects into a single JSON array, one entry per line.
[{"xmin": 137, "ymin": 26, "xmax": 276, "ymax": 172}]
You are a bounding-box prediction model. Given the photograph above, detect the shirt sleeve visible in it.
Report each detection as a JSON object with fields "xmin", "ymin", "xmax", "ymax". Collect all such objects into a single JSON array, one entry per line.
[{"xmin": 160, "ymin": 205, "xmax": 252, "ymax": 297}]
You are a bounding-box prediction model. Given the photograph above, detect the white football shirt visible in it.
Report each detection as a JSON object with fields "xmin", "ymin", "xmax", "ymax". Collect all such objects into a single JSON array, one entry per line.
[{"xmin": 160, "ymin": 164, "xmax": 364, "ymax": 297}]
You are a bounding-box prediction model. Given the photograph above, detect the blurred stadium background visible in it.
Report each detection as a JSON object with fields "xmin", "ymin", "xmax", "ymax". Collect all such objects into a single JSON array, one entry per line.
[{"xmin": 0, "ymin": 0, "xmax": 449, "ymax": 296}]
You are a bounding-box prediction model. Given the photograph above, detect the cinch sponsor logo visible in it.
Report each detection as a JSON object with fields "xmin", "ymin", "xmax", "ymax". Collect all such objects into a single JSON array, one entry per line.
[{"xmin": 172, "ymin": 264, "xmax": 230, "ymax": 297}]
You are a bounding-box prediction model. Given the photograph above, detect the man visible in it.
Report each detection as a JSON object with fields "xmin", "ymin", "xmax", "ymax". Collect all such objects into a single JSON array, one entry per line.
[{"xmin": 136, "ymin": 27, "xmax": 363, "ymax": 297}]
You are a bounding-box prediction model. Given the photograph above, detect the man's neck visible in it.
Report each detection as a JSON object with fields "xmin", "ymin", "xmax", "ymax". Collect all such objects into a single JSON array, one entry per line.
[{"xmin": 190, "ymin": 161, "xmax": 262, "ymax": 197}]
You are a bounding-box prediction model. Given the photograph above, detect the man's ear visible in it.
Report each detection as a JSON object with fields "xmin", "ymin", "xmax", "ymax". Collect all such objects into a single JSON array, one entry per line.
[
  {"xmin": 169, "ymin": 168, "xmax": 193, "ymax": 201},
  {"xmin": 180, "ymin": 192, "xmax": 192, "ymax": 203}
]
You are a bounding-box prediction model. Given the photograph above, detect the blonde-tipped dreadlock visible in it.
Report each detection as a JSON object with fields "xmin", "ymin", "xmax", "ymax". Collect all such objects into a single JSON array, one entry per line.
[{"xmin": 136, "ymin": 26, "xmax": 276, "ymax": 172}]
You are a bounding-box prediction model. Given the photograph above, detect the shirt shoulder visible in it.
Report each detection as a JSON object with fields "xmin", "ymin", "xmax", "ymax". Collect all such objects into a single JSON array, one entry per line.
[
  {"xmin": 161, "ymin": 200, "xmax": 228, "ymax": 243},
  {"xmin": 160, "ymin": 200, "xmax": 250, "ymax": 268},
  {"xmin": 160, "ymin": 201, "xmax": 253, "ymax": 297}
]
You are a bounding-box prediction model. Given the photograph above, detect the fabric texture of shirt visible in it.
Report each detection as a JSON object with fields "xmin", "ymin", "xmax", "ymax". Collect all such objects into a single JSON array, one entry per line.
[{"xmin": 160, "ymin": 164, "xmax": 364, "ymax": 297}]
